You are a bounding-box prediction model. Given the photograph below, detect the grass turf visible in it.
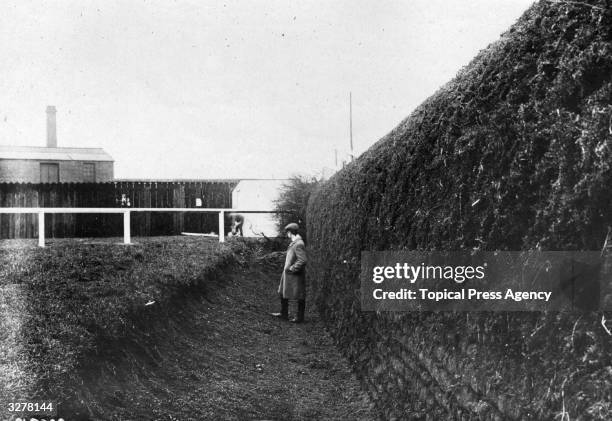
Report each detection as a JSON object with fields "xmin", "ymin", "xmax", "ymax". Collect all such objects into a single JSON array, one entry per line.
[
  {"xmin": 0, "ymin": 236, "xmax": 237, "ymax": 416},
  {"xmin": 1, "ymin": 236, "xmax": 373, "ymax": 420}
]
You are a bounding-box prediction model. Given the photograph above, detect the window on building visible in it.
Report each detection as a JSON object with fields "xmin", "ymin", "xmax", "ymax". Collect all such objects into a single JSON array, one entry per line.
[
  {"xmin": 83, "ymin": 163, "xmax": 95, "ymax": 182},
  {"xmin": 40, "ymin": 163, "xmax": 59, "ymax": 183}
]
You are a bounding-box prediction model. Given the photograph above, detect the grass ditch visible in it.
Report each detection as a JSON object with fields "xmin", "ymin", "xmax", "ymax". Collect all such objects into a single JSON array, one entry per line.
[
  {"xmin": 1, "ymin": 235, "xmax": 373, "ymax": 420},
  {"xmin": 0, "ymin": 236, "xmax": 254, "ymax": 418}
]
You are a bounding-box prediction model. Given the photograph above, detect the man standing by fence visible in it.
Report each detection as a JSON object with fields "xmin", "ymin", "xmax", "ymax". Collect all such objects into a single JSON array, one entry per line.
[{"xmin": 271, "ymin": 223, "xmax": 307, "ymax": 323}]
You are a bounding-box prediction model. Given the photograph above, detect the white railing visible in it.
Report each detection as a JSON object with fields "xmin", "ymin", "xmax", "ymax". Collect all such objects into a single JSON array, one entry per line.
[{"xmin": 0, "ymin": 208, "xmax": 279, "ymax": 247}]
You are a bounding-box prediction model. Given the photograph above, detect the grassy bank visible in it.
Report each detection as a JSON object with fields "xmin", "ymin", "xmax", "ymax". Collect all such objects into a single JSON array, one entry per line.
[
  {"xmin": 1, "ymin": 236, "xmax": 374, "ymax": 420},
  {"xmin": 61, "ymin": 252, "xmax": 373, "ymax": 421},
  {"xmin": 0, "ymin": 236, "xmax": 240, "ymax": 417}
]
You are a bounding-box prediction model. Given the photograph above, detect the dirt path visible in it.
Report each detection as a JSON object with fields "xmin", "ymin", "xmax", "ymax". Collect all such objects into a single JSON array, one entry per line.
[{"xmin": 75, "ymin": 262, "xmax": 374, "ymax": 421}]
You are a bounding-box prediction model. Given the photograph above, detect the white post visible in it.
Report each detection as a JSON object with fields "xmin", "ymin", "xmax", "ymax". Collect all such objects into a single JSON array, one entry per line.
[
  {"xmin": 218, "ymin": 211, "xmax": 225, "ymax": 243},
  {"xmin": 123, "ymin": 210, "xmax": 131, "ymax": 244},
  {"xmin": 38, "ymin": 211, "xmax": 45, "ymax": 248}
]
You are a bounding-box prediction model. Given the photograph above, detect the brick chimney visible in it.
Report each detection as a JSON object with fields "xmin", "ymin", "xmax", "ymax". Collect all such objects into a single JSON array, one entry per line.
[{"xmin": 46, "ymin": 105, "xmax": 57, "ymax": 148}]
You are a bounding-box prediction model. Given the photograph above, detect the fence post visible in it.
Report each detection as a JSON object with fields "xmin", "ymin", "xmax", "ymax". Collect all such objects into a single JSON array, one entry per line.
[
  {"xmin": 218, "ymin": 211, "xmax": 225, "ymax": 243},
  {"xmin": 123, "ymin": 210, "xmax": 131, "ymax": 244},
  {"xmin": 38, "ymin": 211, "xmax": 45, "ymax": 248}
]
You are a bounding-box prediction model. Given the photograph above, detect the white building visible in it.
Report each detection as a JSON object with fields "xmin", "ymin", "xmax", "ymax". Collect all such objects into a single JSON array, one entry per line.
[{"xmin": 231, "ymin": 179, "xmax": 288, "ymax": 237}]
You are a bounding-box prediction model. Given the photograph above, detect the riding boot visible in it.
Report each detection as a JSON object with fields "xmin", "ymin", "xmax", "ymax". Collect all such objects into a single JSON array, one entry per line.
[
  {"xmin": 271, "ymin": 297, "xmax": 289, "ymax": 320},
  {"xmin": 291, "ymin": 299, "xmax": 305, "ymax": 323},
  {"xmin": 281, "ymin": 298, "xmax": 289, "ymax": 318}
]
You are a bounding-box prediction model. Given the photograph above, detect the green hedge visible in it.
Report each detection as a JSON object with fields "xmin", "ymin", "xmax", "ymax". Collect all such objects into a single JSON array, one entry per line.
[{"xmin": 307, "ymin": 1, "xmax": 612, "ymax": 419}]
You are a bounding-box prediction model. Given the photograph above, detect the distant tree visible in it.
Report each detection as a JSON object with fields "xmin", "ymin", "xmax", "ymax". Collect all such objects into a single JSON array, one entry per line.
[{"xmin": 273, "ymin": 175, "xmax": 320, "ymax": 241}]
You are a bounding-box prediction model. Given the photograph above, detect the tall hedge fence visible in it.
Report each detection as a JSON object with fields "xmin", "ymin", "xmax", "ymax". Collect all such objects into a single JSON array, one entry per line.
[{"xmin": 307, "ymin": 2, "xmax": 612, "ymax": 419}]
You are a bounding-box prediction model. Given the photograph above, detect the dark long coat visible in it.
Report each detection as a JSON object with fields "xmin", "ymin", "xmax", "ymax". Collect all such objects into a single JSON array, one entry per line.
[{"xmin": 278, "ymin": 235, "xmax": 307, "ymax": 300}]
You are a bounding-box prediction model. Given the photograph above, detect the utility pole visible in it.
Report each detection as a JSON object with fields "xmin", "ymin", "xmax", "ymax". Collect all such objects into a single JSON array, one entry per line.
[{"xmin": 349, "ymin": 92, "xmax": 354, "ymax": 161}]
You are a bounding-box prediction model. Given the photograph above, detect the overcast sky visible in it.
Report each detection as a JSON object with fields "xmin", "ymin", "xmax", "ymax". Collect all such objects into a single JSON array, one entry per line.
[{"xmin": 0, "ymin": 0, "xmax": 534, "ymax": 179}]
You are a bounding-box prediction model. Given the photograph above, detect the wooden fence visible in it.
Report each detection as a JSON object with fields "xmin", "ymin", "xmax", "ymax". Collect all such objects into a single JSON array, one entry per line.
[
  {"xmin": 0, "ymin": 207, "xmax": 280, "ymax": 246},
  {"xmin": 0, "ymin": 181, "xmax": 238, "ymax": 239}
]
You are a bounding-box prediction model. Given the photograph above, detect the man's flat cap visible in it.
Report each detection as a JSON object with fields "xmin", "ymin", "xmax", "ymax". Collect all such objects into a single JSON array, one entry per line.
[{"xmin": 284, "ymin": 222, "xmax": 299, "ymax": 231}]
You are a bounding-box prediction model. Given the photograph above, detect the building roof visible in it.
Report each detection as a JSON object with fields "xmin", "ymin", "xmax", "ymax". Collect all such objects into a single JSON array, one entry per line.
[{"xmin": 0, "ymin": 145, "xmax": 113, "ymax": 162}]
